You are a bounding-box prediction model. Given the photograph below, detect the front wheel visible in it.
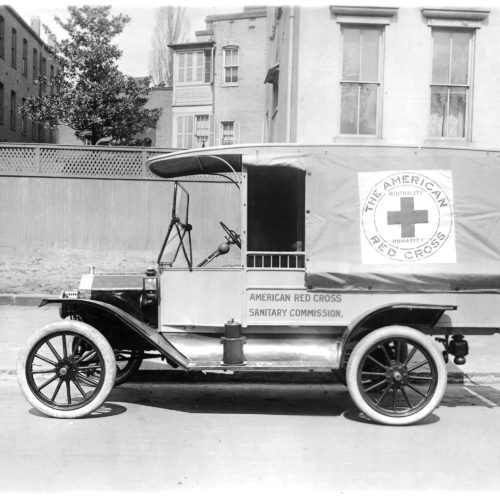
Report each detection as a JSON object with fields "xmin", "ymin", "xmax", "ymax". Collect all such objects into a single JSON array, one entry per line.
[
  {"xmin": 17, "ymin": 320, "xmax": 116, "ymax": 418},
  {"xmin": 346, "ymin": 326, "xmax": 446, "ymax": 425}
]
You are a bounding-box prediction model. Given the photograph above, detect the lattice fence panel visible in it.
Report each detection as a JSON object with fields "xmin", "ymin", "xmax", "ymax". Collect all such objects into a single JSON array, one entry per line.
[
  {"xmin": 0, "ymin": 145, "xmax": 233, "ymax": 183},
  {"xmin": 40, "ymin": 148, "xmax": 164, "ymax": 178},
  {"xmin": 0, "ymin": 147, "xmax": 38, "ymax": 174}
]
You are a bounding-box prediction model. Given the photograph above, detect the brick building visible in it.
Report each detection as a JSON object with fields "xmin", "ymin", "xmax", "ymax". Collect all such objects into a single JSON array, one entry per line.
[
  {"xmin": 168, "ymin": 6, "xmax": 267, "ymax": 148},
  {"xmin": 0, "ymin": 5, "xmax": 57, "ymax": 143},
  {"xmin": 264, "ymin": 6, "xmax": 500, "ymax": 149}
]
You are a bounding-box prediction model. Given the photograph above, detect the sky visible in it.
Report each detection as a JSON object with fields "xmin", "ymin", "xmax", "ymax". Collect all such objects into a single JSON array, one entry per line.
[
  {"xmin": 14, "ymin": 1, "xmax": 242, "ymax": 77},
  {"xmin": 13, "ymin": 0, "xmax": 487, "ymax": 78}
]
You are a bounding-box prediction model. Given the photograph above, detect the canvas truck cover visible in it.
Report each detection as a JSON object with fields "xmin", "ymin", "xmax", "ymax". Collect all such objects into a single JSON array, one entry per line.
[{"xmin": 303, "ymin": 147, "xmax": 500, "ymax": 293}]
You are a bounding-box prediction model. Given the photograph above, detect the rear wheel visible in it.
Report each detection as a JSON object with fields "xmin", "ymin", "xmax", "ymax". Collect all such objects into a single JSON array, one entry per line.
[
  {"xmin": 18, "ymin": 320, "xmax": 116, "ymax": 418},
  {"xmin": 114, "ymin": 350, "xmax": 143, "ymax": 386},
  {"xmin": 346, "ymin": 325, "xmax": 446, "ymax": 425}
]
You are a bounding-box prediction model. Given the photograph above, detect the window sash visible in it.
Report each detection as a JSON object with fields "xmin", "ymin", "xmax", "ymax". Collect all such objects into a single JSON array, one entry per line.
[
  {"xmin": 22, "ymin": 39, "xmax": 27, "ymax": 75},
  {"xmin": 224, "ymin": 48, "xmax": 239, "ymax": 84},
  {"xmin": 176, "ymin": 114, "xmax": 214, "ymax": 148},
  {"xmin": 10, "ymin": 91, "xmax": 16, "ymax": 130},
  {"xmin": 33, "ymin": 49, "xmax": 37, "ymax": 77},
  {"xmin": 177, "ymin": 51, "xmax": 211, "ymax": 84},
  {"xmin": 340, "ymin": 26, "xmax": 382, "ymax": 136},
  {"xmin": 429, "ymin": 29, "xmax": 472, "ymax": 138},
  {"xmin": 11, "ymin": 28, "xmax": 16, "ymax": 68},
  {"xmin": 0, "ymin": 16, "xmax": 4, "ymax": 58},
  {"xmin": 195, "ymin": 114, "xmax": 209, "ymax": 147},
  {"xmin": 221, "ymin": 121, "xmax": 234, "ymax": 145}
]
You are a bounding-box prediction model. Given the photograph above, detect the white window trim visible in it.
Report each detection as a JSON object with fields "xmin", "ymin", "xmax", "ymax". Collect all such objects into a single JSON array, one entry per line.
[
  {"xmin": 219, "ymin": 120, "xmax": 240, "ymax": 145},
  {"xmin": 221, "ymin": 46, "xmax": 239, "ymax": 87},
  {"xmin": 337, "ymin": 24, "xmax": 385, "ymax": 139}
]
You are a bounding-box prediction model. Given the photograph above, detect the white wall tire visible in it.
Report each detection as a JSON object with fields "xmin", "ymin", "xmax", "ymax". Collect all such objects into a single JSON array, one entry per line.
[
  {"xmin": 346, "ymin": 325, "xmax": 447, "ymax": 426},
  {"xmin": 17, "ymin": 320, "xmax": 116, "ymax": 418}
]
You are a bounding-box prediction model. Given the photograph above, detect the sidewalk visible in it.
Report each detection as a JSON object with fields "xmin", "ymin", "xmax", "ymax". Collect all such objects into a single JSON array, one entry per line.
[{"xmin": 2, "ymin": 294, "xmax": 500, "ymax": 384}]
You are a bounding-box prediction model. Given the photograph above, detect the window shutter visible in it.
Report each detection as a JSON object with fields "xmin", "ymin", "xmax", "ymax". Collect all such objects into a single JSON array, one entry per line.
[
  {"xmin": 209, "ymin": 115, "xmax": 215, "ymax": 146},
  {"xmin": 186, "ymin": 115, "xmax": 194, "ymax": 149}
]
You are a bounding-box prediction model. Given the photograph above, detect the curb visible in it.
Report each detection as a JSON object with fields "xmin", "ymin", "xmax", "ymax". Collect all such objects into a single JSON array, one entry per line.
[{"xmin": 0, "ymin": 294, "xmax": 57, "ymax": 306}]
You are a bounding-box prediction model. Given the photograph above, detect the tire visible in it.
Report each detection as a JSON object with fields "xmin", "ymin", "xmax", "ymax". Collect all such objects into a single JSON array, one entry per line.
[
  {"xmin": 346, "ymin": 325, "xmax": 446, "ymax": 426},
  {"xmin": 17, "ymin": 320, "xmax": 116, "ymax": 418},
  {"xmin": 114, "ymin": 350, "xmax": 143, "ymax": 386}
]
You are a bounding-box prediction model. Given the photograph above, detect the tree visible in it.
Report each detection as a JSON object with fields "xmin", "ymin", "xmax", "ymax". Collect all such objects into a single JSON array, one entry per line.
[
  {"xmin": 20, "ymin": 5, "xmax": 161, "ymax": 145},
  {"xmin": 149, "ymin": 7, "xmax": 189, "ymax": 87}
]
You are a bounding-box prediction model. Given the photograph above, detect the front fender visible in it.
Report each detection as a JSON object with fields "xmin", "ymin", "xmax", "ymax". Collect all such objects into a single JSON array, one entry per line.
[{"xmin": 40, "ymin": 298, "xmax": 189, "ymax": 369}]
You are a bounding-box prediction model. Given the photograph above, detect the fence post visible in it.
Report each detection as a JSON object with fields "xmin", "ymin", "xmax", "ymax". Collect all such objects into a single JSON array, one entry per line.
[
  {"xmin": 35, "ymin": 145, "xmax": 41, "ymax": 173},
  {"xmin": 141, "ymin": 150, "xmax": 148, "ymax": 177}
]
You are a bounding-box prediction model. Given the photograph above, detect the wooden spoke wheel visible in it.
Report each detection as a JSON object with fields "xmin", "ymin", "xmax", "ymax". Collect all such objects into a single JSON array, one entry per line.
[
  {"xmin": 18, "ymin": 320, "xmax": 116, "ymax": 418},
  {"xmin": 346, "ymin": 326, "xmax": 446, "ymax": 425},
  {"xmin": 113, "ymin": 349, "xmax": 143, "ymax": 386}
]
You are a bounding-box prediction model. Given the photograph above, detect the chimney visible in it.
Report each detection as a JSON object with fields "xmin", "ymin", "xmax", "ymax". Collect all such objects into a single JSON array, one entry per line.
[{"xmin": 31, "ymin": 16, "xmax": 41, "ymax": 37}]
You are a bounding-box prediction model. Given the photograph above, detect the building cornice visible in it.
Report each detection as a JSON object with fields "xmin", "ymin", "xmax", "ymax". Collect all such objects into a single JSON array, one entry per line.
[
  {"xmin": 421, "ymin": 8, "xmax": 490, "ymax": 21},
  {"xmin": 206, "ymin": 9, "xmax": 267, "ymax": 23},
  {"xmin": 168, "ymin": 41, "xmax": 215, "ymax": 51},
  {"xmin": 329, "ymin": 6, "xmax": 398, "ymax": 18}
]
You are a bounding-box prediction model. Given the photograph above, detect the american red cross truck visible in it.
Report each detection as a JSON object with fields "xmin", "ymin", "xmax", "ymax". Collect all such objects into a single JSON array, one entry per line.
[{"xmin": 17, "ymin": 144, "xmax": 500, "ymax": 425}]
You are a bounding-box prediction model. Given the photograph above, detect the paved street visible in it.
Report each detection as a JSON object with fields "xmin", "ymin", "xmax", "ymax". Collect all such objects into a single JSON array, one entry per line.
[{"xmin": 3, "ymin": 304, "xmax": 500, "ymax": 494}]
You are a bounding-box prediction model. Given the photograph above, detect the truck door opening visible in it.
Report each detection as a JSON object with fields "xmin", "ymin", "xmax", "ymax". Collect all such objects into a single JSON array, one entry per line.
[{"xmin": 247, "ymin": 166, "xmax": 305, "ymax": 268}]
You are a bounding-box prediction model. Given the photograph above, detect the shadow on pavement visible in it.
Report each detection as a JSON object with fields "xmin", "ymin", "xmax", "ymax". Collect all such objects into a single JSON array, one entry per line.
[
  {"xmin": 109, "ymin": 383, "xmax": 357, "ymax": 417},
  {"xmin": 106, "ymin": 372, "xmax": 500, "ymax": 418},
  {"xmin": 28, "ymin": 402, "xmax": 127, "ymax": 419},
  {"xmin": 342, "ymin": 410, "xmax": 440, "ymax": 426}
]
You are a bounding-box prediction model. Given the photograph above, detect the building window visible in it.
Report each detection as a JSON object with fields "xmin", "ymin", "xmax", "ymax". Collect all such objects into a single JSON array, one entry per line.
[
  {"xmin": 32, "ymin": 120, "xmax": 37, "ymax": 141},
  {"xmin": 221, "ymin": 121, "xmax": 235, "ymax": 145},
  {"xmin": 223, "ymin": 47, "xmax": 239, "ymax": 84},
  {"xmin": 0, "ymin": 82, "xmax": 3, "ymax": 124},
  {"xmin": 11, "ymin": 28, "xmax": 17, "ymax": 68},
  {"xmin": 21, "ymin": 98, "xmax": 27, "ymax": 135},
  {"xmin": 50, "ymin": 65, "xmax": 54, "ymax": 95},
  {"xmin": 33, "ymin": 48, "xmax": 38, "ymax": 81},
  {"xmin": 429, "ymin": 30, "xmax": 472, "ymax": 139},
  {"xmin": 0, "ymin": 16, "xmax": 4, "ymax": 59},
  {"xmin": 340, "ymin": 26, "xmax": 382, "ymax": 135},
  {"xmin": 195, "ymin": 114, "xmax": 209, "ymax": 147},
  {"xmin": 177, "ymin": 50, "xmax": 212, "ymax": 84},
  {"xmin": 10, "ymin": 91, "xmax": 16, "ymax": 130},
  {"xmin": 22, "ymin": 39, "xmax": 28, "ymax": 75},
  {"xmin": 176, "ymin": 114, "xmax": 214, "ymax": 148},
  {"xmin": 41, "ymin": 57, "xmax": 47, "ymax": 91}
]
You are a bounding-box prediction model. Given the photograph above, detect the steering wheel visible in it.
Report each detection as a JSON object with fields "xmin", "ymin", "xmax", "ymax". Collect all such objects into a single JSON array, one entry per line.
[{"xmin": 220, "ymin": 221, "xmax": 241, "ymax": 248}]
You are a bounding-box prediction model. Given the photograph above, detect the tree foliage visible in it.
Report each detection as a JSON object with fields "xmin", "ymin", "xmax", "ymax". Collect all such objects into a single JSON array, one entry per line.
[
  {"xmin": 149, "ymin": 7, "xmax": 189, "ymax": 87},
  {"xmin": 20, "ymin": 5, "xmax": 161, "ymax": 145}
]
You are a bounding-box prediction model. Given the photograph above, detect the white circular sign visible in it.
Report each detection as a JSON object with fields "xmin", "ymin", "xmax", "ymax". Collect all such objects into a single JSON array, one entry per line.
[{"xmin": 361, "ymin": 171, "xmax": 453, "ymax": 261}]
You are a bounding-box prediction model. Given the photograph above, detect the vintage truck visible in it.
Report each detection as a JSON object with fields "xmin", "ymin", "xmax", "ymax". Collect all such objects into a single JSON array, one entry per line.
[{"xmin": 17, "ymin": 144, "xmax": 500, "ymax": 425}]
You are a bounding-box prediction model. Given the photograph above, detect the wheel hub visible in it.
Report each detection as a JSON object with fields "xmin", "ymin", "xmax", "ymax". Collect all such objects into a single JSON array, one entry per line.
[
  {"xmin": 385, "ymin": 364, "xmax": 408, "ymax": 386},
  {"xmin": 56, "ymin": 360, "xmax": 76, "ymax": 381}
]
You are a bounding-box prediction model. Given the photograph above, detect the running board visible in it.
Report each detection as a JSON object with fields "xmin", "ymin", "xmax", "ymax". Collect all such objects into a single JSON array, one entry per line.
[{"xmin": 163, "ymin": 332, "xmax": 340, "ymax": 371}]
